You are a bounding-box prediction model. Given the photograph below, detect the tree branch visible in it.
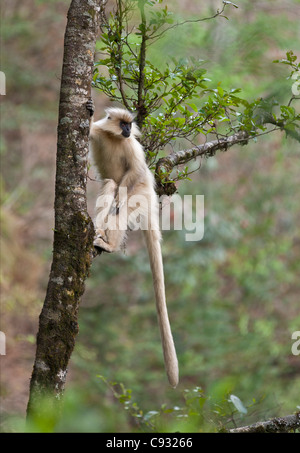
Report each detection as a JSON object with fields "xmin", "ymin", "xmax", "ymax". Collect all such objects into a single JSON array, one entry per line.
[
  {"xmin": 115, "ymin": 0, "xmax": 131, "ymax": 110},
  {"xmin": 229, "ymin": 412, "xmax": 300, "ymax": 433},
  {"xmin": 155, "ymin": 130, "xmax": 249, "ymax": 195},
  {"xmin": 136, "ymin": 0, "xmax": 147, "ymax": 128}
]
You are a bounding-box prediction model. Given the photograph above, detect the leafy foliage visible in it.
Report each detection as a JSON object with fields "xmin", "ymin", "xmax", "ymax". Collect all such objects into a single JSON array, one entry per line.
[
  {"xmin": 93, "ymin": 0, "xmax": 299, "ymax": 191},
  {"xmin": 94, "ymin": 378, "xmax": 255, "ymax": 432}
]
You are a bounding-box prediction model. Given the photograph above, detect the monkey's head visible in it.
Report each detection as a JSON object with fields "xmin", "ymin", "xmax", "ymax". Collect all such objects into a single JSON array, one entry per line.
[{"xmin": 102, "ymin": 108, "xmax": 140, "ymax": 139}]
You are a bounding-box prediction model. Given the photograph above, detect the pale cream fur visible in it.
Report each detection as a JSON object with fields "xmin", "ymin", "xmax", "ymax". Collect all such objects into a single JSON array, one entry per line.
[{"xmin": 89, "ymin": 106, "xmax": 179, "ymax": 387}]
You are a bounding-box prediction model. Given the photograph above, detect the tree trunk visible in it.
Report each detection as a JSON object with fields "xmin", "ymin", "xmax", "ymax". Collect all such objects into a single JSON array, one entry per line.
[{"xmin": 26, "ymin": 0, "xmax": 102, "ymax": 428}]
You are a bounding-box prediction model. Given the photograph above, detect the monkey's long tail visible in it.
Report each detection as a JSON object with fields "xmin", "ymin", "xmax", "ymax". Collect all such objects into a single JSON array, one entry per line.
[{"xmin": 143, "ymin": 229, "xmax": 179, "ymax": 388}]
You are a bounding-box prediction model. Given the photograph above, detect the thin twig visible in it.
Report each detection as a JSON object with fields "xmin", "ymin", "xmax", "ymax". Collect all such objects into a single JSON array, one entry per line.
[
  {"xmin": 116, "ymin": 0, "xmax": 130, "ymax": 110},
  {"xmin": 148, "ymin": 2, "xmax": 231, "ymax": 42},
  {"xmin": 136, "ymin": 0, "xmax": 147, "ymax": 127}
]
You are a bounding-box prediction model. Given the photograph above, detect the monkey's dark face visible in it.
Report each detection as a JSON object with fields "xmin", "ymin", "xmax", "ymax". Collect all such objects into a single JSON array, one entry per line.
[{"xmin": 120, "ymin": 120, "xmax": 132, "ymax": 138}]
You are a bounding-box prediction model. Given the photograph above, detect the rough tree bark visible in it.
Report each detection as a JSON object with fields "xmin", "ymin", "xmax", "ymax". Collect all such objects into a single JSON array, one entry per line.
[
  {"xmin": 229, "ymin": 412, "xmax": 300, "ymax": 433},
  {"xmin": 26, "ymin": 0, "xmax": 104, "ymax": 426}
]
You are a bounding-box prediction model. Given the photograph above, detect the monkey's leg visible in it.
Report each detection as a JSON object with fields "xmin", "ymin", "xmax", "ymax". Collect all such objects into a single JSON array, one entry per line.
[
  {"xmin": 94, "ymin": 192, "xmax": 128, "ymax": 253},
  {"xmin": 94, "ymin": 179, "xmax": 121, "ymax": 252}
]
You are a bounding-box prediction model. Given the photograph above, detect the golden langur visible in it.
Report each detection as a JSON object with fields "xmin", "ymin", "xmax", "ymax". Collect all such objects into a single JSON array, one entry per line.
[{"xmin": 87, "ymin": 100, "xmax": 179, "ymax": 387}]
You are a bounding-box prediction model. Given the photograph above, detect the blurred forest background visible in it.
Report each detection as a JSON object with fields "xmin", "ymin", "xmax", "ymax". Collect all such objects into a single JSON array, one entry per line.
[{"xmin": 1, "ymin": 0, "xmax": 300, "ymax": 432}]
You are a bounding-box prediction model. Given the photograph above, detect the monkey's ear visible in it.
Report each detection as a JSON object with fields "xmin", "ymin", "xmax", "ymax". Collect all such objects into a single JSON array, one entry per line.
[{"xmin": 104, "ymin": 108, "xmax": 113, "ymax": 119}]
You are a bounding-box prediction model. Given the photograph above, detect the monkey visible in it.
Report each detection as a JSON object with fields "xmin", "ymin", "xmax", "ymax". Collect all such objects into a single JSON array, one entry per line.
[{"xmin": 86, "ymin": 99, "xmax": 179, "ymax": 388}]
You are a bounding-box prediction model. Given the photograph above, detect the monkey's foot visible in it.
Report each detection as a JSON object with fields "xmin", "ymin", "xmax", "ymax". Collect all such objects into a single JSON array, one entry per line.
[{"xmin": 93, "ymin": 234, "xmax": 113, "ymax": 253}]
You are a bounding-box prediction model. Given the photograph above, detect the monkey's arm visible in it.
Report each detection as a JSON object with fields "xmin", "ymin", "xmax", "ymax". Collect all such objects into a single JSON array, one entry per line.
[
  {"xmin": 119, "ymin": 167, "xmax": 142, "ymax": 192},
  {"xmin": 118, "ymin": 139, "xmax": 146, "ymax": 193},
  {"xmin": 110, "ymin": 168, "xmax": 140, "ymax": 213}
]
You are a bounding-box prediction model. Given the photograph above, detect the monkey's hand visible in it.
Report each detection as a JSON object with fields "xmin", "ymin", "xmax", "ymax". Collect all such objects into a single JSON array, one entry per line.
[
  {"xmin": 86, "ymin": 98, "xmax": 95, "ymax": 117},
  {"xmin": 110, "ymin": 188, "xmax": 127, "ymax": 215},
  {"xmin": 109, "ymin": 198, "xmax": 125, "ymax": 215}
]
